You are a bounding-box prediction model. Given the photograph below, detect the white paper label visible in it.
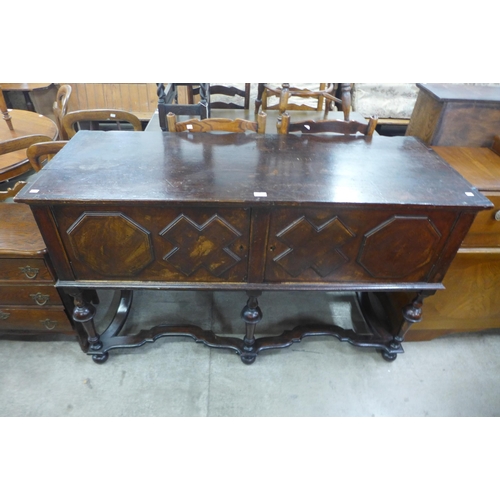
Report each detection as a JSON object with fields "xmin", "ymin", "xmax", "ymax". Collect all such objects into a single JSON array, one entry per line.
[
  {"xmin": 254, "ymin": 191, "xmax": 267, "ymax": 197},
  {"xmin": 465, "ymin": 192, "xmax": 474, "ymax": 197},
  {"xmin": 29, "ymin": 189, "xmax": 39, "ymax": 193},
  {"xmin": 186, "ymin": 124, "xmax": 193, "ymax": 130}
]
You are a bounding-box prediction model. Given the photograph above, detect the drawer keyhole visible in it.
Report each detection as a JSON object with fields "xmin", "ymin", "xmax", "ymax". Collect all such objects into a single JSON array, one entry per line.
[{"xmin": 494, "ymin": 210, "xmax": 500, "ymax": 222}]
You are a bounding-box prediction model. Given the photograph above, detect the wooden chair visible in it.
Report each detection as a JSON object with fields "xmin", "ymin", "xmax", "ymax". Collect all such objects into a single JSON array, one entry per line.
[
  {"xmin": 256, "ymin": 83, "xmax": 352, "ymax": 121},
  {"xmin": 27, "ymin": 141, "xmax": 67, "ymax": 172},
  {"xmin": 157, "ymin": 84, "xmax": 251, "ymax": 131},
  {"xmin": 52, "ymin": 85, "xmax": 72, "ymax": 140},
  {"xmin": 0, "ymin": 134, "xmax": 52, "ymax": 182},
  {"xmin": 0, "ymin": 181, "xmax": 26, "ymax": 202},
  {"xmin": 157, "ymin": 83, "xmax": 210, "ymax": 131},
  {"xmin": 204, "ymin": 84, "xmax": 251, "ymax": 110},
  {"xmin": 277, "ymin": 112, "xmax": 377, "ymax": 136},
  {"xmin": 62, "ymin": 109, "xmax": 142, "ymax": 139},
  {"xmin": 167, "ymin": 111, "xmax": 267, "ymax": 134}
]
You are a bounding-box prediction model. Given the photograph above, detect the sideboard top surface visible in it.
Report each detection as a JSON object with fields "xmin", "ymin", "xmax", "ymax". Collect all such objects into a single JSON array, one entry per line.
[
  {"xmin": 16, "ymin": 131, "xmax": 490, "ymax": 210},
  {"xmin": 417, "ymin": 83, "xmax": 500, "ymax": 103}
]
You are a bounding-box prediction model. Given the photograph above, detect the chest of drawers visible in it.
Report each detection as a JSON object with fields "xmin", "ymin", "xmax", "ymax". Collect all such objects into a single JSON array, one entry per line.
[
  {"xmin": 406, "ymin": 141, "xmax": 500, "ymax": 339},
  {"xmin": 0, "ymin": 203, "xmax": 73, "ymax": 336}
]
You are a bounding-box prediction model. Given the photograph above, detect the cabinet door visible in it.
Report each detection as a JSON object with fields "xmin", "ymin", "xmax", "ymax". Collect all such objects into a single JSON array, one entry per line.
[
  {"xmin": 264, "ymin": 207, "xmax": 457, "ymax": 284},
  {"xmin": 53, "ymin": 205, "xmax": 250, "ymax": 283}
]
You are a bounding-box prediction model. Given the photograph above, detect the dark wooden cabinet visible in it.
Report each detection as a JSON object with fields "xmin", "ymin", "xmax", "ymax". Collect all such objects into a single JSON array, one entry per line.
[
  {"xmin": 15, "ymin": 131, "xmax": 491, "ymax": 363},
  {"xmin": 0, "ymin": 204, "xmax": 73, "ymax": 336},
  {"xmin": 406, "ymin": 83, "xmax": 500, "ymax": 147}
]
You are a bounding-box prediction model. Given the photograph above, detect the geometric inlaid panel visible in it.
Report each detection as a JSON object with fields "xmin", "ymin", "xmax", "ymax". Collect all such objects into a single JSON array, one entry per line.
[
  {"xmin": 273, "ymin": 216, "xmax": 356, "ymax": 277},
  {"xmin": 357, "ymin": 216, "xmax": 442, "ymax": 279},
  {"xmin": 160, "ymin": 214, "xmax": 242, "ymax": 277},
  {"xmin": 67, "ymin": 212, "xmax": 154, "ymax": 277}
]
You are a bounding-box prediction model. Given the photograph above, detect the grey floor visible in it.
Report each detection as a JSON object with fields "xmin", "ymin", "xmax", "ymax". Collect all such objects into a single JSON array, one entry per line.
[{"xmin": 1, "ymin": 288, "xmax": 500, "ymax": 417}]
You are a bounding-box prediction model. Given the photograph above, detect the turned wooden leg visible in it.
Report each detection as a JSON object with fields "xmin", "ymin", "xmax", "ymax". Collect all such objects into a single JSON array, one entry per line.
[
  {"xmin": 382, "ymin": 290, "xmax": 434, "ymax": 362},
  {"xmin": 0, "ymin": 90, "xmax": 14, "ymax": 131},
  {"xmin": 59, "ymin": 288, "xmax": 88, "ymax": 352},
  {"xmin": 240, "ymin": 291, "xmax": 262, "ymax": 364},
  {"xmin": 254, "ymin": 83, "xmax": 265, "ymax": 114},
  {"xmin": 341, "ymin": 83, "xmax": 351, "ymax": 122},
  {"xmin": 200, "ymin": 83, "xmax": 210, "ymax": 119},
  {"xmin": 68, "ymin": 289, "xmax": 108, "ymax": 363}
]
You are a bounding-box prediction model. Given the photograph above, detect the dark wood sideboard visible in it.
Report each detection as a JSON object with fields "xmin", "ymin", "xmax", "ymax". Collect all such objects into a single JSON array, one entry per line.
[
  {"xmin": 406, "ymin": 83, "xmax": 500, "ymax": 147},
  {"xmin": 15, "ymin": 131, "xmax": 492, "ymax": 364}
]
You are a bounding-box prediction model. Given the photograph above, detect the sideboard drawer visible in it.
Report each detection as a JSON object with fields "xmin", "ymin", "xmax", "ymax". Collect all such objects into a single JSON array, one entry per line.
[
  {"xmin": 462, "ymin": 192, "xmax": 500, "ymax": 247},
  {"xmin": 0, "ymin": 307, "xmax": 72, "ymax": 332},
  {"xmin": 0, "ymin": 258, "xmax": 54, "ymax": 283},
  {"xmin": 0, "ymin": 285, "xmax": 62, "ymax": 306}
]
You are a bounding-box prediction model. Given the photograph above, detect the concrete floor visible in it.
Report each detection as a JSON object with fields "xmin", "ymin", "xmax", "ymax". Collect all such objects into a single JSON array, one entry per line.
[{"xmin": 1, "ymin": 289, "xmax": 500, "ymax": 417}]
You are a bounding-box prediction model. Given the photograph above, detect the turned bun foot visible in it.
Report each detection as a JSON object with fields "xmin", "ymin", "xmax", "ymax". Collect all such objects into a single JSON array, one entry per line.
[
  {"xmin": 381, "ymin": 350, "xmax": 397, "ymax": 362},
  {"xmin": 240, "ymin": 354, "xmax": 257, "ymax": 364},
  {"xmin": 92, "ymin": 352, "xmax": 109, "ymax": 364}
]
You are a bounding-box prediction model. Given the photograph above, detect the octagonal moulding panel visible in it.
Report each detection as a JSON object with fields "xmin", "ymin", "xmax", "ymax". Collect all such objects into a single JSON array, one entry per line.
[
  {"xmin": 357, "ymin": 216, "xmax": 442, "ymax": 280},
  {"xmin": 67, "ymin": 212, "xmax": 154, "ymax": 277}
]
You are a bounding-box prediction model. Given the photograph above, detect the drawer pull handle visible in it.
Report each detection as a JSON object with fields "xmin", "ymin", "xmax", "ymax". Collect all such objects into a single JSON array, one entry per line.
[
  {"xmin": 19, "ymin": 266, "xmax": 39, "ymax": 279},
  {"xmin": 40, "ymin": 319, "xmax": 57, "ymax": 330},
  {"xmin": 0, "ymin": 311, "xmax": 10, "ymax": 320},
  {"xmin": 495, "ymin": 211, "xmax": 500, "ymax": 221},
  {"xmin": 30, "ymin": 292, "xmax": 50, "ymax": 306}
]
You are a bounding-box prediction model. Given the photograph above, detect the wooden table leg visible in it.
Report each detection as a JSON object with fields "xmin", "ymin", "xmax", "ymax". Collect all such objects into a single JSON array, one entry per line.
[
  {"xmin": 381, "ymin": 290, "xmax": 435, "ymax": 362},
  {"xmin": 240, "ymin": 291, "xmax": 262, "ymax": 364},
  {"xmin": 67, "ymin": 288, "xmax": 108, "ymax": 364}
]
